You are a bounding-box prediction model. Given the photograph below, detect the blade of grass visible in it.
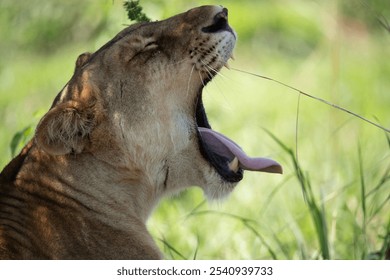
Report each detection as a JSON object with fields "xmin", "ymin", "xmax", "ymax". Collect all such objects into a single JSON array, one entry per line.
[
  {"xmin": 364, "ymin": 160, "xmax": 390, "ymax": 223},
  {"xmin": 265, "ymin": 129, "xmax": 331, "ymax": 259},
  {"xmin": 185, "ymin": 200, "xmax": 207, "ymax": 219},
  {"xmin": 383, "ymin": 221, "xmax": 390, "ymax": 260},
  {"xmin": 358, "ymin": 145, "xmax": 367, "ymax": 258},
  {"xmin": 259, "ymin": 174, "xmax": 294, "ymax": 216},
  {"xmin": 232, "ymin": 68, "xmax": 390, "ymax": 134},
  {"xmin": 365, "ymin": 165, "xmax": 390, "ymax": 197},
  {"xmin": 188, "ymin": 210, "xmax": 257, "ymax": 224},
  {"xmin": 368, "ymin": 193, "xmax": 390, "ymax": 223},
  {"xmin": 242, "ymin": 220, "xmax": 278, "ymax": 259},
  {"xmin": 158, "ymin": 237, "xmax": 187, "ymax": 260},
  {"xmin": 386, "ymin": 133, "xmax": 390, "ymax": 149},
  {"xmin": 10, "ymin": 125, "xmax": 33, "ymax": 157},
  {"xmin": 188, "ymin": 210, "xmax": 278, "ymax": 259},
  {"xmin": 269, "ymin": 229, "xmax": 291, "ymax": 259},
  {"xmin": 192, "ymin": 235, "xmax": 199, "ymax": 260}
]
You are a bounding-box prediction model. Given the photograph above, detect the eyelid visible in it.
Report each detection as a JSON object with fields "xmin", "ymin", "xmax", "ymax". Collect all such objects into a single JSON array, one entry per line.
[{"xmin": 144, "ymin": 41, "xmax": 158, "ymax": 51}]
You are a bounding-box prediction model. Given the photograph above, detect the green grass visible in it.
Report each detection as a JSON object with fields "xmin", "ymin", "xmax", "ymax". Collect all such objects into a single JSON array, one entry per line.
[
  {"xmin": 0, "ymin": 0, "xmax": 389, "ymax": 259},
  {"xmin": 265, "ymin": 129, "xmax": 331, "ymax": 259}
]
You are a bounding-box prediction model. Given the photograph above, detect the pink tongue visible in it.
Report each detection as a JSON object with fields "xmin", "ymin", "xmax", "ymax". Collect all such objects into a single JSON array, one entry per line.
[{"xmin": 198, "ymin": 127, "xmax": 282, "ymax": 174}]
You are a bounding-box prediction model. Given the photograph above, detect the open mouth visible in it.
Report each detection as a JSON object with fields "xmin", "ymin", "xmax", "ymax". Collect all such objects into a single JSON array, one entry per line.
[
  {"xmin": 195, "ymin": 8, "xmax": 283, "ymax": 183},
  {"xmin": 195, "ymin": 93, "xmax": 283, "ymax": 183}
]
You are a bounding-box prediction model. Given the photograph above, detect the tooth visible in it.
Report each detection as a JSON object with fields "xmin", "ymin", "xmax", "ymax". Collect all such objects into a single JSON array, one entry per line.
[
  {"xmin": 224, "ymin": 62, "xmax": 231, "ymax": 70},
  {"xmin": 228, "ymin": 157, "xmax": 239, "ymax": 172},
  {"xmin": 230, "ymin": 53, "xmax": 235, "ymax": 60}
]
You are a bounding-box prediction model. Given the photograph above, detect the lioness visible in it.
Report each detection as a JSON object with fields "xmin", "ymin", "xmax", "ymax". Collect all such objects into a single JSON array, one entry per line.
[{"xmin": 0, "ymin": 5, "xmax": 282, "ymax": 259}]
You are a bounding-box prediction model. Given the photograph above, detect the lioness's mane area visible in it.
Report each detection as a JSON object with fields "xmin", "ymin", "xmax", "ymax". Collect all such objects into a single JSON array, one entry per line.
[{"xmin": 0, "ymin": 5, "xmax": 281, "ymax": 259}]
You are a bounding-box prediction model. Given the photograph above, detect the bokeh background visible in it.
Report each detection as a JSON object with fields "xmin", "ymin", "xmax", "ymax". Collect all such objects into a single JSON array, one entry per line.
[{"xmin": 0, "ymin": 0, "xmax": 389, "ymax": 259}]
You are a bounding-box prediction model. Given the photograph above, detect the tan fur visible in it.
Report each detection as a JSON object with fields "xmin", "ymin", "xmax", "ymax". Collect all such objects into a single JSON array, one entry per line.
[{"xmin": 0, "ymin": 6, "xmax": 237, "ymax": 259}]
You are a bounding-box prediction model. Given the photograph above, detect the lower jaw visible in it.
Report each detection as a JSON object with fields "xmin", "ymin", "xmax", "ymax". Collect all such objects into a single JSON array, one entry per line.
[{"xmin": 202, "ymin": 179, "xmax": 239, "ymax": 200}]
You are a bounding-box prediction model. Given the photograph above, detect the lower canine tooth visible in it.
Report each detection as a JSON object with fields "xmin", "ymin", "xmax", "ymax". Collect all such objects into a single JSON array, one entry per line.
[
  {"xmin": 224, "ymin": 62, "xmax": 231, "ymax": 70},
  {"xmin": 228, "ymin": 157, "xmax": 239, "ymax": 172}
]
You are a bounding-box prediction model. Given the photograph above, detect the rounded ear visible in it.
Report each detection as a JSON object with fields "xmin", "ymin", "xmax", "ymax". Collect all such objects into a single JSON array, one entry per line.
[
  {"xmin": 35, "ymin": 100, "xmax": 96, "ymax": 155},
  {"xmin": 75, "ymin": 52, "xmax": 91, "ymax": 71}
]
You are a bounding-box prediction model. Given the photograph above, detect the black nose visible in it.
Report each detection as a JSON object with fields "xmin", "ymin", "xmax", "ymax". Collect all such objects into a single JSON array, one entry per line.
[{"xmin": 202, "ymin": 8, "xmax": 231, "ymax": 33}]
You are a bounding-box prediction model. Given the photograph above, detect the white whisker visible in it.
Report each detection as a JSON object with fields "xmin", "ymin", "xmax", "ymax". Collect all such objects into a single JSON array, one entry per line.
[
  {"xmin": 186, "ymin": 64, "xmax": 195, "ymax": 98},
  {"xmin": 198, "ymin": 70, "xmax": 206, "ymax": 88},
  {"xmin": 203, "ymin": 62, "xmax": 229, "ymax": 80},
  {"xmin": 200, "ymin": 60, "xmax": 232, "ymax": 109},
  {"xmin": 200, "ymin": 60, "xmax": 214, "ymax": 81},
  {"xmin": 168, "ymin": 57, "xmax": 190, "ymax": 66}
]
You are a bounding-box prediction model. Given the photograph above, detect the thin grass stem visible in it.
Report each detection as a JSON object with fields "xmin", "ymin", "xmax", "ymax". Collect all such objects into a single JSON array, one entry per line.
[
  {"xmin": 231, "ymin": 68, "xmax": 390, "ymax": 134},
  {"xmin": 158, "ymin": 238, "xmax": 187, "ymax": 260},
  {"xmin": 264, "ymin": 129, "xmax": 331, "ymax": 259}
]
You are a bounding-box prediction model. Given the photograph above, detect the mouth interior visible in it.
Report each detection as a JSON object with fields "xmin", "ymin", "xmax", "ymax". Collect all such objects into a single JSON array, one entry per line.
[
  {"xmin": 195, "ymin": 91, "xmax": 283, "ymax": 183},
  {"xmin": 195, "ymin": 93, "xmax": 242, "ymax": 182}
]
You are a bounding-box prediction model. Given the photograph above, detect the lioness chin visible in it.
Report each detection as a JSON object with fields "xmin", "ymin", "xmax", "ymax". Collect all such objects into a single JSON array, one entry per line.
[{"xmin": 0, "ymin": 5, "xmax": 281, "ymax": 259}]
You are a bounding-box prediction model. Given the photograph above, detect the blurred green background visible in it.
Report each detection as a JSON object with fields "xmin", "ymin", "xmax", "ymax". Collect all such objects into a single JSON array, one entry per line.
[{"xmin": 0, "ymin": 0, "xmax": 389, "ymax": 259}]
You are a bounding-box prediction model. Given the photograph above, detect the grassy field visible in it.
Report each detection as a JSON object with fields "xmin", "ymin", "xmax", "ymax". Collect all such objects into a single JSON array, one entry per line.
[{"xmin": 0, "ymin": 0, "xmax": 389, "ymax": 259}]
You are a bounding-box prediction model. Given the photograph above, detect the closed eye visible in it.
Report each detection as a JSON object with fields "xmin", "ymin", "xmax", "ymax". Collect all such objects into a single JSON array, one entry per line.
[{"xmin": 144, "ymin": 41, "xmax": 158, "ymax": 51}]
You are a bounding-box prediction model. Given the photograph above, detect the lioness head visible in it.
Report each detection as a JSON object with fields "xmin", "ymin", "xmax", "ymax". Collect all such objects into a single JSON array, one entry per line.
[{"xmin": 35, "ymin": 6, "xmax": 281, "ymax": 216}]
